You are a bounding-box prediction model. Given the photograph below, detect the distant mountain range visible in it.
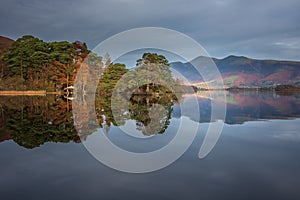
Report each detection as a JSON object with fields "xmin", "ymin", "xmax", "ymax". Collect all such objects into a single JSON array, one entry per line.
[{"xmin": 170, "ymin": 55, "xmax": 300, "ymax": 88}]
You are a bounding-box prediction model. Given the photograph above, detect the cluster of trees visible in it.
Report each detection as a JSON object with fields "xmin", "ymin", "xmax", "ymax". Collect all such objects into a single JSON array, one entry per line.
[
  {"xmin": 0, "ymin": 35, "xmax": 102, "ymax": 91},
  {"xmin": 0, "ymin": 35, "xmax": 183, "ymax": 96}
]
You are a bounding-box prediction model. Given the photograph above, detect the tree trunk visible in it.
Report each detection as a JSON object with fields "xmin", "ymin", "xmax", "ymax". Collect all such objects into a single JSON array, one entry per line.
[
  {"xmin": 67, "ymin": 63, "xmax": 69, "ymax": 88},
  {"xmin": 0, "ymin": 62, "xmax": 3, "ymax": 78},
  {"xmin": 20, "ymin": 59, "xmax": 23, "ymax": 80},
  {"xmin": 67, "ymin": 73, "xmax": 69, "ymax": 88}
]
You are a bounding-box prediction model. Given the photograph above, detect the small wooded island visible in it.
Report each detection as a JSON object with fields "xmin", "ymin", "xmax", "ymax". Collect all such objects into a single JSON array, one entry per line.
[
  {"xmin": 0, "ymin": 35, "xmax": 186, "ymax": 96},
  {"xmin": 1, "ymin": 35, "xmax": 300, "ymax": 95}
]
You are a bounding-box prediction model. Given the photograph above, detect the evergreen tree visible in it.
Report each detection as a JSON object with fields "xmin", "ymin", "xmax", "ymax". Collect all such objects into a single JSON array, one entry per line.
[{"xmin": 4, "ymin": 35, "xmax": 46, "ymax": 80}]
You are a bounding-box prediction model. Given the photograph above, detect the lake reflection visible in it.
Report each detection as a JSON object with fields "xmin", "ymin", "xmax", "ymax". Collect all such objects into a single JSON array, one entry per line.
[
  {"xmin": 0, "ymin": 91, "xmax": 300, "ymax": 199},
  {"xmin": 0, "ymin": 90, "xmax": 300, "ymax": 148}
]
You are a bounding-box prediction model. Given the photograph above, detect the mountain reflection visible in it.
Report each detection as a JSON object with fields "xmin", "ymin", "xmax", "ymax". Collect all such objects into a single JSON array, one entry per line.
[
  {"xmin": 0, "ymin": 90, "xmax": 300, "ymax": 148},
  {"xmin": 178, "ymin": 90, "xmax": 300, "ymax": 124}
]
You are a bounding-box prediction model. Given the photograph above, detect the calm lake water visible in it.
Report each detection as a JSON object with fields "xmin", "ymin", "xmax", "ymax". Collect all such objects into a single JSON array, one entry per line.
[{"xmin": 0, "ymin": 91, "xmax": 300, "ymax": 200}]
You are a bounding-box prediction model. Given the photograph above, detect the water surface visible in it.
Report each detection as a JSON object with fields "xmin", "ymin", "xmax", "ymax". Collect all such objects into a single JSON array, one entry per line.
[{"xmin": 0, "ymin": 91, "xmax": 300, "ymax": 199}]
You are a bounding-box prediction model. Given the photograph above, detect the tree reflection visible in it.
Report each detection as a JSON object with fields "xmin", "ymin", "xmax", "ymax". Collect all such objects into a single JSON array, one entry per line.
[
  {"xmin": 0, "ymin": 96, "xmax": 79, "ymax": 148},
  {"xmin": 129, "ymin": 93, "xmax": 173, "ymax": 135},
  {"xmin": 95, "ymin": 84, "xmax": 178, "ymax": 136},
  {"xmin": 1, "ymin": 90, "xmax": 300, "ymax": 149}
]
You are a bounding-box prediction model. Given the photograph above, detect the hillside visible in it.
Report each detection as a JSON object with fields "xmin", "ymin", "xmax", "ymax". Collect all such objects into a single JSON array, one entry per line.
[
  {"xmin": 0, "ymin": 36, "xmax": 14, "ymax": 78},
  {"xmin": 0, "ymin": 36, "xmax": 14, "ymax": 50},
  {"xmin": 170, "ymin": 55, "xmax": 300, "ymax": 88}
]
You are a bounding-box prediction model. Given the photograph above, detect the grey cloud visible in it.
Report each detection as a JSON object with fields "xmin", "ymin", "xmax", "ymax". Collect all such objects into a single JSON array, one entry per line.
[{"xmin": 1, "ymin": 0, "xmax": 300, "ymax": 60}]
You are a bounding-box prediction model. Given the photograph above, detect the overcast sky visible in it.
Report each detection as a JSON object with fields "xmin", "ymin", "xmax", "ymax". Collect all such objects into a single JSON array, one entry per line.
[{"xmin": 1, "ymin": 0, "xmax": 300, "ymax": 61}]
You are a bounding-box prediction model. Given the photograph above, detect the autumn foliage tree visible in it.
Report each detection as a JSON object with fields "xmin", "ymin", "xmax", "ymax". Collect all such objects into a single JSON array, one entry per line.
[{"xmin": 2, "ymin": 35, "xmax": 92, "ymax": 91}]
